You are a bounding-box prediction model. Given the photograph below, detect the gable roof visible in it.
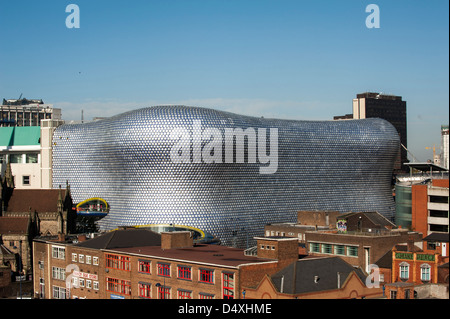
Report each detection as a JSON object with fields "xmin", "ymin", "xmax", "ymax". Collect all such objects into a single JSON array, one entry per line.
[
  {"xmin": 5, "ymin": 189, "xmax": 66, "ymax": 213},
  {"xmin": 339, "ymin": 211, "xmax": 396, "ymax": 228},
  {"xmin": 270, "ymin": 257, "xmax": 367, "ymax": 295},
  {"xmin": 75, "ymin": 228, "xmax": 162, "ymax": 249}
]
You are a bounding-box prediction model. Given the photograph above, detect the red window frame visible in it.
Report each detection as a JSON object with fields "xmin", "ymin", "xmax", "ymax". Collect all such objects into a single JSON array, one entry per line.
[
  {"xmin": 106, "ymin": 254, "xmax": 131, "ymax": 271},
  {"xmin": 157, "ymin": 286, "xmax": 170, "ymax": 299},
  {"xmin": 106, "ymin": 277, "xmax": 131, "ymax": 296},
  {"xmin": 199, "ymin": 293, "xmax": 214, "ymax": 299},
  {"xmin": 178, "ymin": 290, "xmax": 192, "ymax": 299},
  {"xmin": 157, "ymin": 263, "xmax": 171, "ymax": 277},
  {"xmin": 178, "ymin": 266, "xmax": 191, "ymax": 280},
  {"xmin": 138, "ymin": 283, "xmax": 152, "ymax": 299},
  {"xmin": 199, "ymin": 269, "xmax": 214, "ymax": 283},
  {"xmin": 222, "ymin": 272, "xmax": 234, "ymax": 299},
  {"xmin": 138, "ymin": 260, "xmax": 151, "ymax": 274}
]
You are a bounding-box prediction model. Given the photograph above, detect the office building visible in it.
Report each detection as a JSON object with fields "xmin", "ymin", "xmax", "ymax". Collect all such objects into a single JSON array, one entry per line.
[
  {"xmin": 352, "ymin": 92, "xmax": 407, "ymax": 172},
  {"xmin": 32, "ymin": 228, "xmax": 297, "ymax": 299},
  {"xmin": 442, "ymin": 125, "xmax": 449, "ymax": 169},
  {"xmin": 0, "ymin": 119, "xmax": 63, "ymax": 189},
  {"xmin": 1, "ymin": 98, "xmax": 61, "ymax": 127}
]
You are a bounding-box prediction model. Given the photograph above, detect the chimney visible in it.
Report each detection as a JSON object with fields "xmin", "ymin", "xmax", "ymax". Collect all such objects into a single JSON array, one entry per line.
[
  {"xmin": 161, "ymin": 231, "xmax": 193, "ymax": 250},
  {"xmin": 407, "ymin": 236, "xmax": 415, "ymax": 252},
  {"xmin": 57, "ymin": 232, "xmax": 65, "ymax": 242},
  {"xmin": 77, "ymin": 234, "xmax": 87, "ymax": 242},
  {"xmin": 255, "ymin": 237, "xmax": 298, "ymax": 265}
]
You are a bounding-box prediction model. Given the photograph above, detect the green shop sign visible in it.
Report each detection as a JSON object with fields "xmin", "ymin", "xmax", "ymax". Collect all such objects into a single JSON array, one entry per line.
[
  {"xmin": 395, "ymin": 252, "xmax": 413, "ymax": 260},
  {"xmin": 395, "ymin": 252, "xmax": 435, "ymax": 261},
  {"xmin": 416, "ymin": 254, "xmax": 435, "ymax": 262}
]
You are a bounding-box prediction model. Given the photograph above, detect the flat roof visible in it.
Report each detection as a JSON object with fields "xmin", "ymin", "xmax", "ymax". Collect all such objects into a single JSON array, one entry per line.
[
  {"xmin": 405, "ymin": 162, "xmax": 448, "ymax": 172},
  {"xmin": 110, "ymin": 244, "xmax": 276, "ymax": 268}
]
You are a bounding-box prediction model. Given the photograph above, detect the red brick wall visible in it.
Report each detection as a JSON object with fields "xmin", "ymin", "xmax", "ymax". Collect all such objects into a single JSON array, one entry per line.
[
  {"xmin": 432, "ymin": 179, "xmax": 449, "ymax": 188},
  {"xmin": 411, "ymin": 184, "xmax": 428, "ymax": 234}
]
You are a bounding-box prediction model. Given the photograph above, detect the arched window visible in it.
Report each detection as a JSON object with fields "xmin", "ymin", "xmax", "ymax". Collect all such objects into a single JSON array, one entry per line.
[
  {"xmin": 420, "ymin": 264, "xmax": 431, "ymax": 282},
  {"xmin": 399, "ymin": 262, "xmax": 410, "ymax": 280}
]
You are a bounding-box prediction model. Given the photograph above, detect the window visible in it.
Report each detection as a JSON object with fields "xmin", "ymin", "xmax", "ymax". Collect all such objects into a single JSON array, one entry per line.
[
  {"xmin": 400, "ymin": 262, "xmax": 410, "ymax": 280},
  {"xmin": 26, "ymin": 153, "xmax": 38, "ymax": 163},
  {"xmin": 321, "ymin": 243, "xmax": 332, "ymax": 254},
  {"xmin": 22, "ymin": 175, "xmax": 30, "ymax": 186},
  {"xmin": 52, "ymin": 267, "xmax": 66, "ymax": 280},
  {"xmin": 86, "ymin": 280, "xmax": 92, "ymax": 289},
  {"xmin": 347, "ymin": 246, "xmax": 358, "ymax": 257},
  {"xmin": 10, "ymin": 154, "xmax": 23, "ymax": 163},
  {"xmin": 93, "ymin": 256, "xmax": 99, "ymax": 266},
  {"xmin": 52, "ymin": 286, "xmax": 67, "ymax": 299},
  {"xmin": 93, "ymin": 281, "xmax": 99, "ymax": 290},
  {"xmin": 310, "ymin": 242, "xmax": 320, "ymax": 253},
  {"xmin": 405, "ymin": 289, "xmax": 411, "ymax": 299},
  {"xmin": 138, "ymin": 283, "xmax": 152, "ymax": 299},
  {"xmin": 79, "ymin": 278, "xmax": 85, "ymax": 288},
  {"xmin": 334, "ymin": 245, "xmax": 346, "ymax": 255},
  {"xmin": 199, "ymin": 269, "xmax": 214, "ymax": 284},
  {"xmin": 106, "ymin": 277, "xmax": 131, "ymax": 296},
  {"xmin": 178, "ymin": 290, "xmax": 192, "ymax": 299},
  {"xmin": 199, "ymin": 293, "xmax": 214, "ymax": 299},
  {"xmin": 72, "ymin": 253, "xmax": 77, "ymax": 262},
  {"xmin": 51, "ymin": 246, "xmax": 65, "ymax": 259},
  {"xmin": 421, "ymin": 264, "xmax": 431, "ymax": 281},
  {"xmin": 86, "ymin": 255, "xmax": 92, "ymax": 264},
  {"xmin": 223, "ymin": 273, "xmax": 234, "ymax": 299},
  {"xmin": 38, "ymin": 261, "xmax": 44, "ymax": 269},
  {"xmin": 138, "ymin": 260, "xmax": 151, "ymax": 274},
  {"xmin": 178, "ymin": 266, "xmax": 191, "ymax": 280},
  {"xmin": 78, "ymin": 254, "xmax": 84, "ymax": 263},
  {"xmin": 158, "ymin": 263, "xmax": 171, "ymax": 277},
  {"xmin": 390, "ymin": 290, "xmax": 397, "ymax": 299},
  {"xmin": 106, "ymin": 254, "xmax": 131, "ymax": 271},
  {"xmin": 157, "ymin": 286, "xmax": 170, "ymax": 299}
]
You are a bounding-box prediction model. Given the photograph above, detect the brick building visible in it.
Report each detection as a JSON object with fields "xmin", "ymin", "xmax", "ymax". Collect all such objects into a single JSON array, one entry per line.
[
  {"xmin": 411, "ymin": 178, "xmax": 449, "ymax": 243},
  {"xmin": 305, "ymin": 214, "xmax": 422, "ymax": 274},
  {"xmin": 32, "ymin": 227, "xmax": 298, "ymax": 299},
  {"xmin": 244, "ymin": 256, "xmax": 383, "ymax": 299},
  {"xmin": 392, "ymin": 248, "xmax": 444, "ymax": 284}
]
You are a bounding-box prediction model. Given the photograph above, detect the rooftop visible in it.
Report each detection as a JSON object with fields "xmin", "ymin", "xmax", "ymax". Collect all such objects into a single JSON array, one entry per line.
[
  {"xmin": 75, "ymin": 227, "xmax": 161, "ymax": 249},
  {"xmin": 112, "ymin": 244, "xmax": 276, "ymax": 268},
  {"xmin": 0, "ymin": 126, "xmax": 41, "ymax": 147},
  {"xmin": 5, "ymin": 188, "xmax": 68, "ymax": 213},
  {"xmin": 423, "ymin": 233, "xmax": 450, "ymax": 243},
  {"xmin": 270, "ymin": 256, "xmax": 367, "ymax": 295},
  {"xmin": 0, "ymin": 216, "xmax": 29, "ymax": 235}
]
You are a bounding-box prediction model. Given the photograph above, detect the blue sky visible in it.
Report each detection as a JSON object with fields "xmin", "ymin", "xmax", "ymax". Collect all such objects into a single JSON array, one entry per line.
[{"xmin": 0, "ymin": 0, "xmax": 448, "ymax": 161}]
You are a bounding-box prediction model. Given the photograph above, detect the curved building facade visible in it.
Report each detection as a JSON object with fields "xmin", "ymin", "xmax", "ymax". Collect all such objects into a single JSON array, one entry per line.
[{"xmin": 52, "ymin": 106, "xmax": 399, "ymax": 247}]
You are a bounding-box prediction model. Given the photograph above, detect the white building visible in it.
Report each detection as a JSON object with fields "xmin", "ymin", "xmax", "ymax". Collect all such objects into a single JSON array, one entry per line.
[{"xmin": 0, "ymin": 119, "xmax": 63, "ymax": 189}]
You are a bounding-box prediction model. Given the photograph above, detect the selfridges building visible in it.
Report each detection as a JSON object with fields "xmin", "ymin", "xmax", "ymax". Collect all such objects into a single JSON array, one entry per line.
[{"xmin": 52, "ymin": 106, "xmax": 399, "ymax": 247}]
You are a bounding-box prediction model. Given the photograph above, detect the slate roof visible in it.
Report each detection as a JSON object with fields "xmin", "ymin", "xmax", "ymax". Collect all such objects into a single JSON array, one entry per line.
[
  {"xmin": 339, "ymin": 211, "xmax": 395, "ymax": 228},
  {"xmin": 116, "ymin": 244, "xmax": 275, "ymax": 268},
  {"xmin": 270, "ymin": 256, "xmax": 367, "ymax": 295},
  {"xmin": 0, "ymin": 216, "xmax": 29, "ymax": 234},
  {"xmin": 75, "ymin": 228, "xmax": 162, "ymax": 249},
  {"xmin": 5, "ymin": 189, "xmax": 67, "ymax": 213},
  {"xmin": 423, "ymin": 233, "xmax": 450, "ymax": 243}
]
